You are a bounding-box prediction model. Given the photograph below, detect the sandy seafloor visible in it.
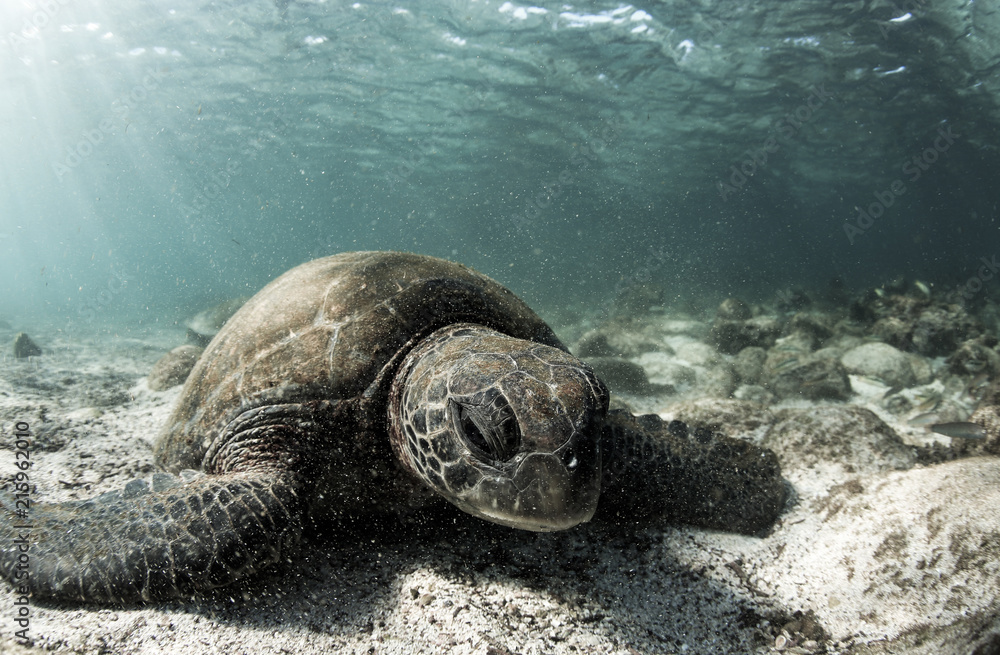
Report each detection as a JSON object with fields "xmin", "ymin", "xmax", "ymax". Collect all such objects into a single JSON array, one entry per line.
[{"xmin": 0, "ymin": 297, "xmax": 999, "ymax": 655}]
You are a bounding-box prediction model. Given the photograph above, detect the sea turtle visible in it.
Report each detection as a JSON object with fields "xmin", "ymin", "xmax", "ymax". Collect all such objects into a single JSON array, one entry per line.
[{"xmin": 1, "ymin": 251, "xmax": 786, "ymax": 603}]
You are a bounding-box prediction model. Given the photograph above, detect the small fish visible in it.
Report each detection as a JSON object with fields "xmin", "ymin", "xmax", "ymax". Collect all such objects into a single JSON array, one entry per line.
[
  {"xmin": 882, "ymin": 385, "xmax": 903, "ymax": 399},
  {"xmin": 930, "ymin": 422, "xmax": 988, "ymax": 440},
  {"xmin": 914, "ymin": 396, "xmax": 940, "ymax": 412},
  {"xmin": 908, "ymin": 411, "xmax": 941, "ymax": 427},
  {"xmin": 874, "ymin": 287, "xmax": 885, "ymax": 298},
  {"xmin": 771, "ymin": 357, "xmax": 800, "ymax": 371},
  {"xmin": 914, "ymin": 280, "xmax": 931, "ymax": 297}
]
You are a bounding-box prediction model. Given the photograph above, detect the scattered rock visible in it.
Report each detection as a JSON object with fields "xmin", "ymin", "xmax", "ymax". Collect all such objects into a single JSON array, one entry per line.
[
  {"xmin": 787, "ymin": 312, "xmax": 835, "ymax": 345},
  {"xmin": 673, "ymin": 340, "xmax": 722, "ymax": 367},
  {"xmin": 908, "ymin": 354, "xmax": 935, "ymax": 386},
  {"xmin": 148, "ymin": 345, "xmax": 203, "ymax": 391},
  {"xmin": 732, "ymin": 347, "xmax": 767, "ymax": 385},
  {"xmin": 773, "ymin": 331, "xmax": 815, "ymax": 355},
  {"xmin": 733, "ymin": 384, "xmax": 775, "ymax": 405},
  {"xmin": 12, "ymin": 332, "xmax": 42, "ymax": 358},
  {"xmin": 853, "ymin": 291, "xmax": 983, "ymax": 357},
  {"xmin": 663, "ymin": 398, "xmax": 775, "ymax": 440},
  {"xmin": 765, "ymin": 354, "xmax": 852, "ymax": 401},
  {"xmin": 709, "ymin": 317, "xmax": 781, "ymax": 355},
  {"xmin": 716, "ymin": 297, "xmax": 751, "ymax": 321},
  {"xmin": 698, "ymin": 364, "xmax": 737, "ymax": 398},
  {"xmin": 586, "ymin": 356, "xmax": 660, "ymax": 395},
  {"xmin": 947, "ymin": 337, "xmax": 1000, "ymax": 376},
  {"xmin": 635, "ymin": 352, "xmax": 697, "ymax": 389},
  {"xmin": 575, "ymin": 326, "xmax": 669, "ymax": 358},
  {"xmin": 841, "ymin": 342, "xmax": 919, "ymax": 389},
  {"xmin": 763, "ymin": 406, "xmax": 916, "ymax": 474},
  {"xmin": 969, "ymin": 377, "xmax": 1000, "ymax": 456}
]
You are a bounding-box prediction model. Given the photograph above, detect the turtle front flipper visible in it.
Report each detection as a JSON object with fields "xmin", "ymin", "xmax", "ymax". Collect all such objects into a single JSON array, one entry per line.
[
  {"xmin": 598, "ymin": 410, "xmax": 787, "ymax": 535},
  {"xmin": 0, "ymin": 404, "xmax": 314, "ymax": 603},
  {"xmin": 0, "ymin": 470, "xmax": 303, "ymax": 603}
]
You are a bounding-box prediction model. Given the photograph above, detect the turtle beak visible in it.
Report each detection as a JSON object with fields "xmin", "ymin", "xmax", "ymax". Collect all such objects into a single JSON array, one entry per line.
[
  {"xmin": 460, "ymin": 423, "xmax": 602, "ymax": 533},
  {"xmin": 509, "ymin": 433, "xmax": 602, "ymax": 531}
]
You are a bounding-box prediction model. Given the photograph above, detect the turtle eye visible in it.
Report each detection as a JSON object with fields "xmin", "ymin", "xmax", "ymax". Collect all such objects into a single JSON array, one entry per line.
[{"xmin": 450, "ymin": 393, "xmax": 521, "ymax": 463}]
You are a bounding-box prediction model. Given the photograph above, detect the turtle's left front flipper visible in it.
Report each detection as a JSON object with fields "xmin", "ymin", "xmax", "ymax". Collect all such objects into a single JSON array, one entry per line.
[
  {"xmin": 598, "ymin": 410, "xmax": 787, "ymax": 535},
  {"xmin": 0, "ymin": 470, "xmax": 304, "ymax": 603}
]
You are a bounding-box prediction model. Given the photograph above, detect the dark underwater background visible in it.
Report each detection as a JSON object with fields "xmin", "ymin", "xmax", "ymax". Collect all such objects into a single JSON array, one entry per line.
[{"xmin": 2, "ymin": 0, "xmax": 999, "ymax": 330}]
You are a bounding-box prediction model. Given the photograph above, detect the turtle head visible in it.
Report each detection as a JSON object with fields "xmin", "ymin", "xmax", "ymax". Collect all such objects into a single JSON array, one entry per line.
[{"xmin": 389, "ymin": 323, "xmax": 609, "ymax": 532}]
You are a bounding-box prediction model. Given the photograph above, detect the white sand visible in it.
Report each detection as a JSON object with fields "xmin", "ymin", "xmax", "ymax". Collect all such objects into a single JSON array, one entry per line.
[{"xmin": 1, "ymin": 324, "xmax": 998, "ymax": 654}]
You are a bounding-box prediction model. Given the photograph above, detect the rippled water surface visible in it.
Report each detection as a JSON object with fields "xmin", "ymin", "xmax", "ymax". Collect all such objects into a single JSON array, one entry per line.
[{"xmin": 2, "ymin": 0, "xmax": 999, "ymax": 326}]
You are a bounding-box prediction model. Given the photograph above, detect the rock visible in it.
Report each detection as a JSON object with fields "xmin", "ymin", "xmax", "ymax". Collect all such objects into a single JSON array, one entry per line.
[
  {"xmin": 763, "ymin": 406, "xmax": 916, "ymax": 474},
  {"xmin": 908, "ymin": 353, "xmax": 935, "ymax": 386},
  {"xmin": 574, "ymin": 331, "xmax": 616, "ymax": 357},
  {"xmin": 698, "ymin": 364, "xmax": 736, "ymax": 398},
  {"xmin": 732, "ymin": 347, "xmax": 767, "ymax": 385},
  {"xmin": 849, "ymin": 289, "xmax": 986, "ymax": 357},
  {"xmin": 765, "ymin": 354, "xmax": 852, "ymax": 401},
  {"xmin": 716, "ymin": 297, "xmax": 751, "ymax": 321},
  {"xmin": 574, "ymin": 326, "xmax": 670, "ymax": 359},
  {"xmin": 868, "ymin": 300, "xmax": 982, "ymax": 357},
  {"xmin": 635, "ymin": 352, "xmax": 697, "ymax": 389},
  {"xmin": 662, "ymin": 398, "xmax": 775, "ymax": 441},
  {"xmin": 841, "ymin": 342, "xmax": 918, "ymax": 389},
  {"xmin": 585, "ymin": 356, "xmax": 660, "ymax": 395},
  {"xmin": 147, "ymin": 345, "xmax": 203, "ymax": 391},
  {"xmin": 709, "ymin": 316, "xmax": 781, "ymax": 355},
  {"xmin": 12, "ymin": 332, "xmax": 42, "ymax": 358},
  {"xmin": 773, "ymin": 331, "xmax": 815, "ymax": 354},
  {"xmin": 673, "ymin": 340, "xmax": 722, "ymax": 367},
  {"xmin": 969, "ymin": 377, "xmax": 1000, "ymax": 456},
  {"xmin": 907, "ymin": 305, "xmax": 982, "ymax": 356},
  {"xmin": 947, "ymin": 338, "xmax": 1000, "ymax": 376},
  {"xmin": 786, "ymin": 312, "xmax": 834, "ymax": 344},
  {"xmin": 732, "ymin": 384, "xmax": 775, "ymax": 405}
]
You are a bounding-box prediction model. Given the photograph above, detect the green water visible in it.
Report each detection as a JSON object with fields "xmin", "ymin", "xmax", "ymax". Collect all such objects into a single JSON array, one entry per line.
[{"xmin": 1, "ymin": 0, "xmax": 998, "ymax": 329}]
